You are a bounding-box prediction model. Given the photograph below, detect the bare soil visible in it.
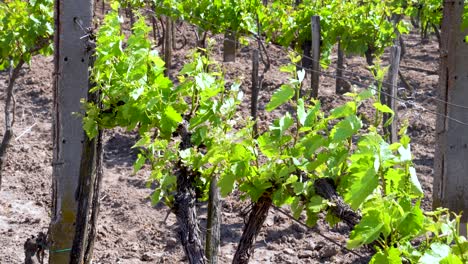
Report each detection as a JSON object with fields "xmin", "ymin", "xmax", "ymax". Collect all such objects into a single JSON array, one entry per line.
[{"xmin": 0, "ymin": 13, "xmax": 439, "ymax": 264}]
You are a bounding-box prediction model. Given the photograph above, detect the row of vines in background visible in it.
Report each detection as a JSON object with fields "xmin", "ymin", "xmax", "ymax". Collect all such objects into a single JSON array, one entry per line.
[
  {"xmin": 147, "ymin": 0, "xmax": 449, "ymax": 66},
  {"xmin": 82, "ymin": 3, "xmax": 468, "ymax": 263}
]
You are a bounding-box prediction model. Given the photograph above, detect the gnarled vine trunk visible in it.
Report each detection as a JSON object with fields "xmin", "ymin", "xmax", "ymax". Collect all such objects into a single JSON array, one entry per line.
[
  {"xmin": 173, "ymin": 121, "xmax": 206, "ymax": 264},
  {"xmin": 232, "ymin": 195, "xmax": 272, "ymax": 264}
]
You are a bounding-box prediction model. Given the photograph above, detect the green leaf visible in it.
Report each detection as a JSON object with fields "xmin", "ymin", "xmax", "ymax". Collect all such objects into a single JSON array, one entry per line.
[
  {"xmin": 370, "ymin": 248, "xmax": 402, "ymax": 264},
  {"xmin": 265, "ymin": 84, "xmax": 295, "ymax": 111},
  {"xmin": 374, "ymin": 102, "xmax": 394, "ymax": 126},
  {"xmin": 257, "ymin": 133, "xmax": 277, "ymax": 159},
  {"xmin": 297, "ymin": 98, "xmax": 306, "ymax": 126},
  {"xmin": 133, "ymin": 133, "xmax": 151, "ymax": 148},
  {"xmin": 331, "ymin": 115, "xmax": 362, "ymax": 143},
  {"xmin": 307, "ymin": 195, "xmax": 324, "ymax": 213},
  {"xmin": 397, "ymin": 199, "xmax": 424, "ymax": 238},
  {"xmin": 330, "ymin": 102, "xmax": 356, "ymax": 119},
  {"xmin": 348, "ymin": 209, "xmax": 384, "ymax": 249},
  {"xmin": 291, "ymin": 197, "xmax": 304, "ymax": 219},
  {"xmin": 164, "ymin": 105, "xmax": 183, "ymax": 123},
  {"xmin": 273, "ymin": 187, "xmax": 292, "ymax": 205},
  {"xmin": 357, "ymin": 89, "xmax": 374, "ymax": 101},
  {"xmin": 219, "ymin": 163, "xmax": 243, "ymax": 196},
  {"xmin": 440, "ymin": 254, "xmax": 463, "ymax": 264},
  {"xmin": 409, "ymin": 167, "xmax": 424, "ymax": 196},
  {"xmin": 344, "ymin": 166, "xmax": 378, "ymax": 210},
  {"xmin": 83, "ymin": 116, "xmax": 98, "ymax": 139},
  {"xmin": 420, "ymin": 243, "xmax": 451, "ymax": 264},
  {"xmin": 134, "ymin": 153, "xmax": 146, "ymax": 172}
]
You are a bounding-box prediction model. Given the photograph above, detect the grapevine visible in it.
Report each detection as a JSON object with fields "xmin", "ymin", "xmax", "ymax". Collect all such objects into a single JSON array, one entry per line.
[{"xmin": 82, "ymin": 4, "xmax": 468, "ymax": 263}]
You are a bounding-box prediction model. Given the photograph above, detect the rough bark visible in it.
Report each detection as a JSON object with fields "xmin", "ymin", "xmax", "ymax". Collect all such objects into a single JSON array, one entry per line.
[
  {"xmin": 335, "ymin": 37, "xmax": 350, "ymax": 94},
  {"xmin": 382, "ymin": 45, "xmax": 400, "ymax": 144},
  {"xmin": 164, "ymin": 16, "xmax": 173, "ymax": 77},
  {"xmin": 310, "ymin": 16, "xmax": 320, "ymax": 99},
  {"xmin": 232, "ymin": 195, "xmax": 272, "ymax": 264},
  {"xmin": 205, "ymin": 175, "xmax": 221, "ymax": 264},
  {"xmin": 433, "ymin": 0, "xmax": 468, "ymax": 223},
  {"xmin": 314, "ymin": 178, "xmax": 361, "ymax": 229},
  {"xmin": 173, "ymin": 121, "xmax": 206, "ymax": 264}
]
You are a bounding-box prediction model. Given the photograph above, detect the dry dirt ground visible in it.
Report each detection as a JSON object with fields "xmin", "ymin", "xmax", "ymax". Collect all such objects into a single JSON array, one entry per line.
[{"xmin": 0, "ymin": 13, "xmax": 439, "ymax": 264}]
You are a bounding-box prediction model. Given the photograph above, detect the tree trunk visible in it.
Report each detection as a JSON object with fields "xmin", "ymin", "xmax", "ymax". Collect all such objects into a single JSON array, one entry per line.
[
  {"xmin": 48, "ymin": 0, "xmax": 103, "ymax": 263},
  {"xmin": 232, "ymin": 195, "xmax": 272, "ymax": 264}
]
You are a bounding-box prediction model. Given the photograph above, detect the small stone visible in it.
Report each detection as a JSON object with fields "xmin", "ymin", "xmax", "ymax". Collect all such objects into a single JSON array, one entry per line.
[
  {"xmin": 315, "ymin": 240, "xmax": 326, "ymax": 250},
  {"xmin": 112, "ymin": 201, "xmax": 122, "ymax": 208},
  {"xmin": 320, "ymin": 245, "xmax": 338, "ymax": 258},
  {"xmin": 25, "ymin": 77, "xmax": 36, "ymax": 85},
  {"xmin": 264, "ymin": 217, "xmax": 274, "ymax": 227},
  {"xmin": 283, "ymin": 248, "xmax": 295, "ymax": 255},
  {"xmin": 298, "ymin": 250, "xmax": 314, "ymax": 259},
  {"xmin": 130, "ymin": 243, "xmax": 139, "ymax": 252},
  {"xmin": 292, "ymin": 223, "xmax": 307, "ymax": 233},
  {"xmin": 280, "ymin": 236, "xmax": 288, "ymax": 243},
  {"xmin": 294, "ymin": 232, "xmax": 305, "ymax": 240},
  {"xmin": 141, "ymin": 252, "xmax": 154, "ymax": 261},
  {"xmin": 305, "ymin": 241, "xmax": 316, "ymax": 251},
  {"xmin": 166, "ymin": 237, "xmax": 178, "ymax": 247}
]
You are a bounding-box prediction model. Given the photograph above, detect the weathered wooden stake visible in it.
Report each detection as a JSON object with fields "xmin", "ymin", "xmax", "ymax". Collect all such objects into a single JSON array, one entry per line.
[
  {"xmin": 223, "ymin": 31, "xmax": 236, "ymax": 62},
  {"xmin": 381, "ymin": 45, "xmax": 400, "ymax": 144},
  {"xmin": 205, "ymin": 175, "xmax": 221, "ymax": 264},
  {"xmin": 164, "ymin": 16, "xmax": 173, "ymax": 77},
  {"xmin": 310, "ymin": 16, "xmax": 320, "ymax": 99},
  {"xmin": 433, "ymin": 0, "xmax": 468, "ymax": 227},
  {"xmin": 251, "ymin": 49, "xmax": 260, "ymax": 137},
  {"xmin": 335, "ymin": 37, "xmax": 350, "ymax": 94}
]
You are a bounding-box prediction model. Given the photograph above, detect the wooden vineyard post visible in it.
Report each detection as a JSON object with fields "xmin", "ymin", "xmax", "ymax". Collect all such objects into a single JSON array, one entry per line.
[
  {"xmin": 164, "ymin": 16, "xmax": 173, "ymax": 77},
  {"xmin": 223, "ymin": 31, "xmax": 236, "ymax": 62},
  {"xmin": 310, "ymin": 15, "xmax": 320, "ymax": 99},
  {"xmin": 433, "ymin": 0, "xmax": 468, "ymax": 228},
  {"xmin": 205, "ymin": 175, "xmax": 221, "ymax": 264},
  {"xmin": 251, "ymin": 49, "xmax": 260, "ymax": 137},
  {"xmin": 381, "ymin": 45, "xmax": 400, "ymax": 144},
  {"xmin": 48, "ymin": 0, "xmax": 103, "ymax": 263},
  {"xmin": 335, "ymin": 37, "xmax": 348, "ymax": 94}
]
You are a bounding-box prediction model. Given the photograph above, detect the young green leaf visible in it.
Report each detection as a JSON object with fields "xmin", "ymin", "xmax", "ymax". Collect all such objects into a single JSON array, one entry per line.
[{"xmin": 265, "ymin": 84, "xmax": 295, "ymax": 111}]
